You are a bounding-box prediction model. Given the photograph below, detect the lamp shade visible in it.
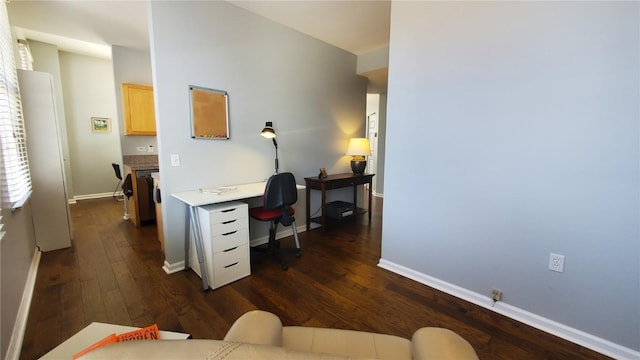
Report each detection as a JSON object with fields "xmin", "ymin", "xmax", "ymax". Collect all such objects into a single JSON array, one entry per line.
[
  {"xmin": 346, "ymin": 138, "xmax": 371, "ymax": 156},
  {"xmin": 261, "ymin": 122, "xmax": 276, "ymax": 139}
]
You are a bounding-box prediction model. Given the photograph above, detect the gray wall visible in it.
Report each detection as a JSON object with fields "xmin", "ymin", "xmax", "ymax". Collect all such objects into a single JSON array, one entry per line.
[
  {"xmin": 148, "ymin": 1, "xmax": 367, "ymax": 266},
  {"xmin": 1, "ymin": 204, "xmax": 37, "ymax": 359},
  {"xmin": 382, "ymin": 1, "xmax": 639, "ymax": 352},
  {"xmin": 112, "ymin": 45, "xmax": 157, "ymax": 156},
  {"xmin": 59, "ymin": 52, "xmax": 123, "ymax": 197}
]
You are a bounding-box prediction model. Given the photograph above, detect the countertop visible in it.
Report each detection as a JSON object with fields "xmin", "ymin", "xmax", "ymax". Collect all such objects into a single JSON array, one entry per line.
[{"xmin": 123, "ymin": 155, "xmax": 159, "ymax": 170}]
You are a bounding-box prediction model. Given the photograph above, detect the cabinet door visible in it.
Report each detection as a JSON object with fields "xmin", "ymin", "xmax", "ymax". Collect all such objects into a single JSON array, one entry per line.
[{"xmin": 122, "ymin": 83, "xmax": 156, "ymax": 135}]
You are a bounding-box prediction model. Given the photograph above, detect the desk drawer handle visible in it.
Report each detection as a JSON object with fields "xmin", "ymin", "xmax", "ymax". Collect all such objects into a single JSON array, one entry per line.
[
  {"xmin": 222, "ymin": 208, "xmax": 237, "ymax": 213},
  {"xmin": 223, "ymin": 246, "xmax": 238, "ymax": 252},
  {"xmin": 222, "ymin": 230, "xmax": 237, "ymax": 236},
  {"xmin": 224, "ymin": 262, "xmax": 239, "ymax": 268},
  {"xmin": 222, "ymin": 219, "xmax": 237, "ymax": 225}
]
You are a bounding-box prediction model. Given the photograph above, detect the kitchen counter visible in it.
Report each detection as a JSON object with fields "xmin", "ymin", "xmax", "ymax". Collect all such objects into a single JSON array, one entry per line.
[
  {"xmin": 122, "ymin": 155, "xmax": 158, "ymax": 227},
  {"xmin": 123, "ymin": 155, "xmax": 158, "ymax": 170}
]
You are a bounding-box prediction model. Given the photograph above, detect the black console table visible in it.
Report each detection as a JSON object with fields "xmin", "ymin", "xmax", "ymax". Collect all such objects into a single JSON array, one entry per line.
[{"xmin": 304, "ymin": 172, "xmax": 375, "ymax": 231}]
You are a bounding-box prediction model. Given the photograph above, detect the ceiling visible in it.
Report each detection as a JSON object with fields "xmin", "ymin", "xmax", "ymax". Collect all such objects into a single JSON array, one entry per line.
[{"xmin": 7, "ymin": 0, "xmax": 390, "ymax": 91}]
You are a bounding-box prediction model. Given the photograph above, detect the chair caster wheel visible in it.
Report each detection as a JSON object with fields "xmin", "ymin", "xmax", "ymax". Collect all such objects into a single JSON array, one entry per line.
[{"xmin": 295, "ymin": 252, "xmax": 301, "ymax": 258}]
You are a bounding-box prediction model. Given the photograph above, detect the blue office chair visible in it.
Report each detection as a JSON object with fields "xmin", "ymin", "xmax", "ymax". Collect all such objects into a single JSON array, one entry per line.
[{"xmin": 249, "ymin": 172, "xmax": 301, "ymax": 270}]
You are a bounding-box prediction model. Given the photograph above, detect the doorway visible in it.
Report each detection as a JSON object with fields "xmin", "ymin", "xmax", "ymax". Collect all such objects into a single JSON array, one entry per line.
[{"xmin": 366, "ymin": 93, "xmax": 385, "ymax": 197}]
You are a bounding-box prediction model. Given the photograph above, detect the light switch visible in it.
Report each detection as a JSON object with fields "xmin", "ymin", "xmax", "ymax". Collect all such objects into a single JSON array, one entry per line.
[{"xmin": 171, "ymin": 154, "xmax": 180, "ymax": 167}]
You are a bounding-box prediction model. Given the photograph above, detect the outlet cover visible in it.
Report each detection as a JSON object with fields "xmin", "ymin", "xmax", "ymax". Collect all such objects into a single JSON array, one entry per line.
[
  {"xmin": 549, "ymin": 253, "xmax": 565, "ymax": 273},
  {"xmin": 491, "ymin": 289, "xmax": 503, "ymax": 301}
]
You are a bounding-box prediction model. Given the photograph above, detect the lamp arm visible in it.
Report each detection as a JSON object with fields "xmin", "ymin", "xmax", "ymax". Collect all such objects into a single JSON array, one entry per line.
[{"xmin": 272, "ymin": 138, "xmax": 279, "ymax": 174}]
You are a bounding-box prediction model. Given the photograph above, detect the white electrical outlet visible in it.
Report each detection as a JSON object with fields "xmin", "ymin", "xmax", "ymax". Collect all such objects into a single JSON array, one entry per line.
[
  {"xmin": 136, "ymin": 146, "xmax": 146, "ymax": 152},
  {"xmin": 148, "ymin": 145, "xmax": 154, "ymax": 152},
  {"xmin": 549, "ymin": 253, "xmax": 565, "ymax": 273},
  {"xmin": 491, "ymin": 288, "xmax": 503, "ymax": 301},
  {"xmin": 171, "ymin": 154, "xmax": 180, "ymax": 167}
]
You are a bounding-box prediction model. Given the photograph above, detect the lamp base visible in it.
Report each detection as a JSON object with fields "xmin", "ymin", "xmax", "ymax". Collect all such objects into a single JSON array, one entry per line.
[{"xmin": 351, "ymin": 160, "xmax": 367, "ymax": 174}]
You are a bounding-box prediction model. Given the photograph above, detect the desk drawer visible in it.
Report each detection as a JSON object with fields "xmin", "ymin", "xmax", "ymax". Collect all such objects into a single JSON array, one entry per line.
[
  {"xmin": 212, "ymin": 227, "xmax": 248, "ymax": 253},
  {"xmin": 199, "ymin": 202, "xmax": 248, "ymax": 224},
  {"xmin": 213, "ymin": 244, "xmax": 250, "ymax": 287},
  {"xmin": 210, "ymin": 217, "xmax": 246, "ymax": 236}
]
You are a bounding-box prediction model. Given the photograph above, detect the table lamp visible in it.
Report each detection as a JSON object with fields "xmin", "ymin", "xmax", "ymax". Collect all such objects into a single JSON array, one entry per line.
[
  {"xmin": 346, "ymin": 138, "xmax": 371, "ymax": 174},
  {"xmin": 261, "ymin": 121, "xmax": 278, "ymax": 174}
]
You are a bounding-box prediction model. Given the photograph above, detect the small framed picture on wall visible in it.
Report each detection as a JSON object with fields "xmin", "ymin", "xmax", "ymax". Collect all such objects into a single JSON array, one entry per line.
[{"xmin": 91, "ymin": 117, "xmax": 111, "ymax": 133}]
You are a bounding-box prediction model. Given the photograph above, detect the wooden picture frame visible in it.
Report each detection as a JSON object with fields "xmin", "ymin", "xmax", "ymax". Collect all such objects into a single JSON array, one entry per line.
[
  {"xmin": 189, "ymin": 85, "xmax": 229, "ymax": 139},
  {"xmin": 91, "ymin": 117, "xmax": 111, "ymax": 133}
]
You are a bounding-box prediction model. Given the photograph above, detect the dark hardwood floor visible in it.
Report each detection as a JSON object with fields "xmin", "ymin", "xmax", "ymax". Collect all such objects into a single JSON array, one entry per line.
[{"xmin": 21, "ymin": 197, "xmax": 610, "ymax": 360}]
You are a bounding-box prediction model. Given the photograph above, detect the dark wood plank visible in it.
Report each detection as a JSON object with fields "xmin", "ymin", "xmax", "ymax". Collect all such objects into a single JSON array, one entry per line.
[{"xmin": 19, "ymin": 197, "xmax": 613, "ymax": 360}]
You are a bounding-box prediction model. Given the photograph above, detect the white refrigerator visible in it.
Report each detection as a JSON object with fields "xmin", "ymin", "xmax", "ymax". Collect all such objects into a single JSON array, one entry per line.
[{"xmin": 17, "ymin": 69, "xmax": 72, "ymax": 251}]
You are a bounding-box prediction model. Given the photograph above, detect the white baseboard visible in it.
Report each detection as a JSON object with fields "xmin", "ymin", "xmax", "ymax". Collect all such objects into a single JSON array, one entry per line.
[
  {"xmin": 5, "ymin": 249, "xmax": 41, "ymax": 360},
  {"xmin": 162, "ymin": 260, "xmax": 185, "ymax": 274},
  {"xmin": 249, "ymin": 224, "xmax": 307, "ymax": 247},
  {"xmin": 377, "ymin": 259, "xmax": 640, "ymax": 360},
  {"xmin": 72, "ymin": 192, "xmax": 119, "ymax": 202}
]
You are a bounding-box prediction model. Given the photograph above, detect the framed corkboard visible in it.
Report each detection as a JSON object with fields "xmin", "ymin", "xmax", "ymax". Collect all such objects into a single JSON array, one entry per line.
[{"xmin": 189, "ymin": 85, "xmax": 229, "ymax": 139}]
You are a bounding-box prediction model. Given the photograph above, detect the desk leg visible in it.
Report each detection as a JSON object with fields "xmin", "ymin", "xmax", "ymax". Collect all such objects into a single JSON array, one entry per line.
[
  {"xmin": 306, "ymin": 186, "xmax": 311, "ymax": 231},
  {"xmin": 184, "ymin": 209, "xmax": 190, "ymax": 269},
  {"xmin": 368, "ymin": 179, "xmax": 373, "ymax": 221},
  {"xmin": 188, "ymin": 205, "xmax": 210, "ymax": 290},
  {"xmin": 353, "ymin": 184, "xmax": 358, "ymax": 223},
  {"xmin": 321, "ymin": 183, "xmax": 327, "ymax": 231}
]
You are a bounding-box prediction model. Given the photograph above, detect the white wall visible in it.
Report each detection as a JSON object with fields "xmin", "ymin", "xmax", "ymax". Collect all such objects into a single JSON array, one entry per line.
[
  {"xmin": 112, "ymin": 45, "xmax": 157, "ymax": 156},
  {"xmin": 383, "ymin": 1, "xmax": 639, "ymax": 355},
  {"xmin": 59, "ymin": 52, "xmax": 123, "ymax": 197},
  {"xmin": 148, "ymin": 1, "xmax": 367, "ymax": 266}
]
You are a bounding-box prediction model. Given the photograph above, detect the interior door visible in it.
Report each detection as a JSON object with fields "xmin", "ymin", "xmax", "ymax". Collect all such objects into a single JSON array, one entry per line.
[
  {"xmin": 366, "ymin": 112, "xmax": 378, "ymax": 192},
  {"xmin": 17, "ymin": 70, "xmax": 72, "ymax": 251}
]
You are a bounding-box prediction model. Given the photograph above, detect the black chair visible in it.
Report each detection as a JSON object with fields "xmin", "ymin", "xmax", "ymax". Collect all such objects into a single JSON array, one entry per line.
[
  {"xmin": 249, "ymin": 172, "xmax": 301, "ymax": 270},
  {"xmin": 112, "ymin": 162, "xmax": 122, "ymax": 199}
]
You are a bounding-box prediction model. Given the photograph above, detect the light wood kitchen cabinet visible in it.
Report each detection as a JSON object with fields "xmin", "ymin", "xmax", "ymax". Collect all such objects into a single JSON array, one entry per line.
[{"xmin": 122, "ymin": 83, "xmax": 156, "ymax": 135}]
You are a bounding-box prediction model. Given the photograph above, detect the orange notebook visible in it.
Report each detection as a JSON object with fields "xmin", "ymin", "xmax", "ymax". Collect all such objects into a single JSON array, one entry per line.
[
  {"xmin": 117, "ymin": 324, "xmax": 160, "ymax": 342},
  {"xmin": 72, "ymin": 333, "xmax": 117, "ymax": 360},
  {"xmin": 72, "ymin": 324, "xmax": 160, "ymax": 359}
]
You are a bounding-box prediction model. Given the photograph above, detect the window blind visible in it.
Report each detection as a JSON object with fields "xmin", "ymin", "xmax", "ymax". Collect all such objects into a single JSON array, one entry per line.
[
  {"xmin": 0, "ymin": 2, "xmax": 32, "ymax": 209},
  {"xmin": 17, "ymin": 39, "xmax": 33, "ymax": 71}
]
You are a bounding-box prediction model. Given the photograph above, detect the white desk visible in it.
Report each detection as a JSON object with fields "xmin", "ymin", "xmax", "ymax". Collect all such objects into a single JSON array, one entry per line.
[{"xmin": 172, "ymin": 181, "xmax": 304, "ymax": 290}]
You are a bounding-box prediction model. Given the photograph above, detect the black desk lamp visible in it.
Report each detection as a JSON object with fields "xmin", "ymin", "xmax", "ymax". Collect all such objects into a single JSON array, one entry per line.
[{"xmin": 261, "ymin": 121, "xmax": 279, "ymax": 174}]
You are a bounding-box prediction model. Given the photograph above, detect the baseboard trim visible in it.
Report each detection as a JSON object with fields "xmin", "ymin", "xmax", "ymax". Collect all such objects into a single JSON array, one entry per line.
[
  {"xmin": 72, "ymin": 192, "xmax": 119, "ymax": 202},
  {"xmin": 5, "ymin": 249, "xmax": 41, "ymax": 360},
  {"xmin": 162, "ymin": 260, "xmax": 185, "ymax": 274},
  {"xmin": 249, "ymin": 224, "xmax": 307, "ymax": 247},
  {"xmin": 377, "ymin": 258, "xmax": 639, "ymax": 360}
]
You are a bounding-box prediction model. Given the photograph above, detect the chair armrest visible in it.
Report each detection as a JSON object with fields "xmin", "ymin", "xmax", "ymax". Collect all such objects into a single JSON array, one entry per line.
[
  {"xmin": 411, "ymin": 327, "xmax": 479, "ymax": 360},
  {"xmin": 223, "ymin": 310, "xmax": 283, "ymax": 346}
]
